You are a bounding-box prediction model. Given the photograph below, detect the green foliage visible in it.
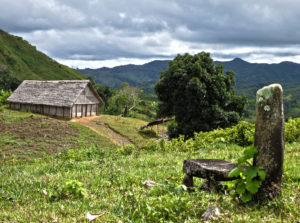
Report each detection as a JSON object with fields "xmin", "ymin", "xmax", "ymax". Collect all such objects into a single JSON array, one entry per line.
[
  {"xmin": 45, "ymin": 180, "xmax": 88, "ymax": 201},
  {"xmin": 228, "ymin": 146, "xmax": 266, "ymax": 203},
  {"xmin": 155, "ymin": 52, "xmax": 247, "ymax": 138},
  {"xmin": 87, "ymin": 76, "xmax": 113, "ymax": 105},
  {"xmin": 106, "ymin": 83, "xmax": 141, "ymax": 116},
  {"xmin": 116, "ymin": 144, "xmax": 135, "ymax": 155},
  {"xmin": 0, "ymin": 64, "xmax": 21, "ymax": 91},
  {"xmin": 285, "ymin": 118, "xmax": 300, "ymax": 143},
  {"xmin": 0, "ymin": 89, "xmax": 12, "ymax": 106},
  {"xmin": 194, "ymin": 121, "xmax": 254, "ymax": 147},
  {"xmin": 64, "ymin": 180, "xmax": 88, "ymax": 198}
]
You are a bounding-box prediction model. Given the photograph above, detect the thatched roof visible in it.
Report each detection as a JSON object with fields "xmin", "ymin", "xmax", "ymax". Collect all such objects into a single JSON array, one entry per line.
[{"xmin": 7, "ymin": 80, "xmax": 104, "ymax": 107}]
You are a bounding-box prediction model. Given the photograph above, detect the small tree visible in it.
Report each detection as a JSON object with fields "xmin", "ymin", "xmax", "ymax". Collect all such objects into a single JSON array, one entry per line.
[
  {"xmin": 107, "ymin": 83, "xmax": 141, "ymax": 116},
  {"xmin": 155, "ymin": 52, "xmax": 247, "ymax": 138}
]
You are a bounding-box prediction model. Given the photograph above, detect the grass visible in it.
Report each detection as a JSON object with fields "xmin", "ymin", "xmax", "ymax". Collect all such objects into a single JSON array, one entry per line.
[
  {"xmin": 0, "ymin": 29, "xmax": 85, "ymax": 81},
  {"xmin": 0, "ymin": 109, "xmax": 115, "ymax": 163},
  {"xmin": 83, "ymin": 115, "xmax": 167, "ymax": 147},
  {"xmin": 0, "ymin": 109, "xmax": 299, "ymax": 222}
]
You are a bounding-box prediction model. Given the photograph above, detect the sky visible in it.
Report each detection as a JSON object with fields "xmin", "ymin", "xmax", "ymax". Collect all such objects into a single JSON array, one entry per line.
[{"xmin": 1, "ymin": 0, "xmax": 300, "ymax": 68}]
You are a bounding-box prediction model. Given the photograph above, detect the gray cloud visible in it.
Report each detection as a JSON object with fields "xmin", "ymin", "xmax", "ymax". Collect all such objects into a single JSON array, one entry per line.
[{"xmin": 1, "ymin": 0, "xmax": 300, "ymax": 67}]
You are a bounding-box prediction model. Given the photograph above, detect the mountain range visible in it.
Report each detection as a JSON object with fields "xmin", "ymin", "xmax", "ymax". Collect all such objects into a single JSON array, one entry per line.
[{"xmin": 78, "ymin": 58, "xmax": 300, "ymax": 89}]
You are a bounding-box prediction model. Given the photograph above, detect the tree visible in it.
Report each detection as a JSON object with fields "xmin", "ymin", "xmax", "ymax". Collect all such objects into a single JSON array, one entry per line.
[
  {"xmin": 0, "ymin": 64, "xmax": 21, "ymax": 91},
  {"xmin": 155, "ymin": 52, "xmax": 247, "ymax": 138},
  {"xmin": 107, "ymin": 83, "xmax": 141, "ymax": 116},
  {"xmin": 87, "ymin": 76, "xmax": 113, "ymax": 105}
]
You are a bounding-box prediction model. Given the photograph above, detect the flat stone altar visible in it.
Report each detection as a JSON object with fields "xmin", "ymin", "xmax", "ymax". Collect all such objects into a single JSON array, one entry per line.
[{"xmin": 182, "ymin": 159, "xmax": 238, "ymax": 188}]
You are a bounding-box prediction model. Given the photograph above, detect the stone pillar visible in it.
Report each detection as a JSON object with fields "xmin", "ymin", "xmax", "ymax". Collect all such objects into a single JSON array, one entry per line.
[{"xmin": 254, "ymin": 84, "xmax": 284, "ymax": 199}]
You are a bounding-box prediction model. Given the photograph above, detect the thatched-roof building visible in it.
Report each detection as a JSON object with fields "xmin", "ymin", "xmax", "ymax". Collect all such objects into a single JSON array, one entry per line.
[{"xmin": 7, "ymin": 80, "xmax": 104, "ymax": 119}]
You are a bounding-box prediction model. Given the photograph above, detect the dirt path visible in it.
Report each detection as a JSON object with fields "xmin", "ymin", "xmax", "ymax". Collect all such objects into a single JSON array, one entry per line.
[{"xmin": 72, "ymin": 116, "xmax": 131, "ymax": 146}]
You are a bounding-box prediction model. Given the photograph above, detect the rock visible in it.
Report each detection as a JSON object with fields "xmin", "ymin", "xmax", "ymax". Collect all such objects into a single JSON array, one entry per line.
[
  {"xmin": 201, "ymin": 206, "xmax": 220, "ymax": 221},
  {"xmin": 183, "ymin": 159, "xmax": 238, "ymax": 181},
  {"xmin": 254, "ymin": 84, "xmax": 284, "ymax": 199}
]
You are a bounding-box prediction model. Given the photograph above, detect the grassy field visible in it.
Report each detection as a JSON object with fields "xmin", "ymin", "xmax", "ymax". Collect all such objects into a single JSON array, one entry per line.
[{"xmin": 0, "ymin": 109, "xmax": 299, "ymax": 222}]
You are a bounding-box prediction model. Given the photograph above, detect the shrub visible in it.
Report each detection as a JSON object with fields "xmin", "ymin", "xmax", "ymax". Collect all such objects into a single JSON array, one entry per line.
[
  {"xmin": 285, "ymin": 118, "xmax": 300, "ymax": 143},
  {"xmin": 117, "ymin": 144, "xmax": 135, "ymax": 155},
  {"xmin": 0, "ymin": 90, "xmax": 12, "ymax": 105},
  {"xmin": 228, "ymin": 146, "xmax": 266, "ymax": 203}
]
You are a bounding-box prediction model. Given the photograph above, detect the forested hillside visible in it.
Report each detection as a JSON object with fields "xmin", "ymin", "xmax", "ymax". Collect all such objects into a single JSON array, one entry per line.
[{"xmin": 0, "ymin": 30, "xmax": 85, "ymax": 81}]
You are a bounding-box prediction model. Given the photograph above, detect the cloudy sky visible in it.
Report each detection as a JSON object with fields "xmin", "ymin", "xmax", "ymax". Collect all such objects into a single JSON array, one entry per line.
[{"xmin": 1, "ymin": 0, "xmax": 300, "ymax": 68}]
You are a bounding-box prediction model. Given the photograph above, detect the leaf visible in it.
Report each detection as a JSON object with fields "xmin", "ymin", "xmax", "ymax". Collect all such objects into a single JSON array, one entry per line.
[
  {"xmin": 142, "ymin": 179, "xmax": 156, "ymax": 187},
  {"xmin": 86, "ymin": 212, "xmax": 103, "ymax": 222},
  {"xmin": 237, "ymin": 156, "xmax": 247, "ymax": 165},
  {"xmin": 228, "ymin": 167, "xmax": 242, "ymax": 178},
  {"xmin": 236, "ymin": 182, "xmax": 246, "ymax": 194},
  {"xmin": 258, "ymin": 169, "xmax": 266, "ymax": 180},
  {"xmin": 246, "ymin": 180, "xmax": 260, "ymax": 194},
  {"xmin": 241, "ymin": 193, "xmax": 252, "ymax": 203},
  {"xmin": 238, "ymin": 146, "xmax": 258, "ymax": 164},
  {"xmin": 244, "ymin": 166, "xmax": 258, "ymax": 180},
  {"xmin": 243, "ymin": 146, "xmax": 258, "ymax": 160}
]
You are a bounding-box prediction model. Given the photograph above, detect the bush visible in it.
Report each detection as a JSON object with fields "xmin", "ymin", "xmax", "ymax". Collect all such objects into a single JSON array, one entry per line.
[
  {"xmin": 194, "ymin": 121, "xmax": 255, "ymax": 148},
  {"xmin": 285, "ymin": 118, "xmax": 300, "ymax": 143},
  {"xmin": 0, "ymin": 90, "xmax": 12, "ymax": 105}
]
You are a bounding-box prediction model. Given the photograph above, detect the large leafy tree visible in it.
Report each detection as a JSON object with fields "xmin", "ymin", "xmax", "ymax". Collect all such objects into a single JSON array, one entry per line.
[{"xmin": 155, "ymin": 52, "xmax": 247, "ymax": 138}]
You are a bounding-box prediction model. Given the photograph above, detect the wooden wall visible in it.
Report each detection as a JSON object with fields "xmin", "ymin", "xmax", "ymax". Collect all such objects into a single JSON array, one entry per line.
[
  {"xmin": 9, "ymin": 103, "xmax": 72, "ymax": 119},
  {"xmin": 71, "ymin": 104, "xmax": 98, "ymax": 118}
]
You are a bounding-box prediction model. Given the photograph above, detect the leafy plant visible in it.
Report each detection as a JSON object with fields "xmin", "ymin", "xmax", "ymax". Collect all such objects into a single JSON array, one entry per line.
[
  {"xmin": 228, "ymin": 146, "xmax": 266, "ymax": 203},
  {"xmin": 116, "ymin": 144, "xmax": 135, "ymax": 155},
  {"xmin": 64, "ymin": 180, "xmax": 88, "ymax": 198},
  {"xmin": 0, "ymin": 90, "xmax": 12, "ymax": 105}
]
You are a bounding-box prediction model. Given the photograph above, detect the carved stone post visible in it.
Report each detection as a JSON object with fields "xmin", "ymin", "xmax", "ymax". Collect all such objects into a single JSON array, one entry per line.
[{"xmin": 254, "ymin": 84, "xmax": 284, "ymax": 199}]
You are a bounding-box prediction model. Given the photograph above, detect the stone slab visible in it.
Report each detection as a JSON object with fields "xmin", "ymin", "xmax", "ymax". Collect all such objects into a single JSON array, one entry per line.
[{"xmin": 183, "ymin": 159, "xmax": 238, "ymax": 181}]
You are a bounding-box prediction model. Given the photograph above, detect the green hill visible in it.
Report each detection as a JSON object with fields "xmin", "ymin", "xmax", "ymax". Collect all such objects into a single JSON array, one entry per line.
[{"xmin": 0, "ymin": 30, "xmax": 85, "ymax": 80}]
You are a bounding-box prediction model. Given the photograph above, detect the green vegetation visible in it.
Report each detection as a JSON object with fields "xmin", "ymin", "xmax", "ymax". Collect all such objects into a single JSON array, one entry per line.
[
  {"xmin": 0, "ymin": 90, "xmax": 12, "ymax": 106},
  {"xmin": 0, "ymin": 108, "xmax": 299, "ymax": 222},
  {"xmin": 0, "ymin": 109, "xmax": 115, "ymax": 162},
  {"xmin": 0, "ymin": 64, "xmax": 21, "ymax": 91},
  {"xmin": 0, "ymin": 29, "xmax": 85, "ymax": 81},
  {"xmin": 105, "ymin": 83, "xmax": 142, "ymax": 117},
  {"xmin": 228, "ymin": 146, "xmax": 266, "ymax": 203},
  {"xmin": 155, "ymin": 52, "xmax": 247, "ymax": 138},
  {"xmin": 78, "ymin": 58, "xmax": 300, "ymax": 120}
]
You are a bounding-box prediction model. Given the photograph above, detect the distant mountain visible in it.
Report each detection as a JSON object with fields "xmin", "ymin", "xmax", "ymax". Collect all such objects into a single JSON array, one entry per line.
[
  {"xmin": 0, "ymin": 30, "xmax": 85, "ymax": 81},
  {"xmin": 78, "ymin": 57, "xmax": 300, "ymax": 89},
  {"xmin": 215, "ymin": 58, "xmax": 300, "ymax": 86},
  {"xmin": 77, "ymin": 60, "xmax": 169, "ymax": 89}
]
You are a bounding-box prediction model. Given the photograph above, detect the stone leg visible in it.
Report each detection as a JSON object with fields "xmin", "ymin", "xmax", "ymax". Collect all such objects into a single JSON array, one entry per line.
[
  {"xmin": 183, "ymin": 174, "xmax": 194, "ymax": 191},
  {"xmin": 200, "ymin": 179, "xmax": 220, "ymax": 192}
]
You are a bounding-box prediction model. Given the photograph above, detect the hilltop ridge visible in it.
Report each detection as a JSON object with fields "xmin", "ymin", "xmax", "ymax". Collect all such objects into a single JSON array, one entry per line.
[{"xmin": 0, "ymin": 30, "xmax": 85, "ymax": 81}]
